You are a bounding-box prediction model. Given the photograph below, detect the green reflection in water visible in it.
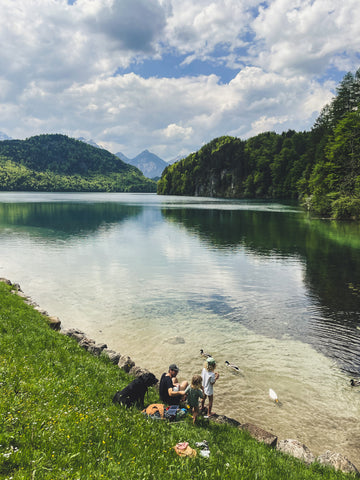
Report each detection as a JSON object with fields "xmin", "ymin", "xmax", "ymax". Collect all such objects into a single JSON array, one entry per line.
[
  {"xmin": 161, "ymin": 206, "xmax": 360, "ymax": 373},
  {"xmin": 0, "ymin": 202, "xmax": 143, "ymax": 238}
]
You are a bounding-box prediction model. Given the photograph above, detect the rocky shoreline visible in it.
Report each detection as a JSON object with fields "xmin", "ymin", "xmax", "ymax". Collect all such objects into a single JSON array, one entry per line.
[{"xmin": 2, "ymin": 277, "xmax": 358, "ymax": 475}]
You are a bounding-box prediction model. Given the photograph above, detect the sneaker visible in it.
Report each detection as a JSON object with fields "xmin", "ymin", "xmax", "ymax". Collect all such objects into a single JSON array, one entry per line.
[{"xmin": 195, "ymin": 440, "xmax": 209, "ymax": 448}]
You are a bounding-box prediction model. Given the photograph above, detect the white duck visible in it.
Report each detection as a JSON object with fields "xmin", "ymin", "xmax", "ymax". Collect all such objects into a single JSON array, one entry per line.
[{"xmin": 269, "ymin": 388, "xmax": 279, "ymax": 403}]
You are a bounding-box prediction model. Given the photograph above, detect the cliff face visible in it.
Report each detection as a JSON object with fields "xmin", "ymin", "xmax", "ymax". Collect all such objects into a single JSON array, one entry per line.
[
  {"xmin": 194, "ymin": 169, "xmax": 242, "ymax": 198},
  {"xmin": 158, "ymin": 136, "xmax": 248, "ymax": 198}
]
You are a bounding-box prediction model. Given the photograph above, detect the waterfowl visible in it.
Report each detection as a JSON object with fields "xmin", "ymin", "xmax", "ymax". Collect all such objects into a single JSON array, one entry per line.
[
  {"xmin": 269, "ymin": 388, "xmax": 279, "ymax": 403},
  {"xmin": 200, "ymin": 349, "xmax": 212, "ymax": 358},
  {"xmin": 350, "ymin": 379, "xmax": 360, "ymax": 387},
  {"xmin": 225, "ymin": 360, "xmax": 240, "ymax": 372}
]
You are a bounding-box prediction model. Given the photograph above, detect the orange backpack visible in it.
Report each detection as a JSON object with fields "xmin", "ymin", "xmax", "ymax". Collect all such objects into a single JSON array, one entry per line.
[{"xmin": 142, "ymin": 403, "xmax": 165, "ymax": 419}]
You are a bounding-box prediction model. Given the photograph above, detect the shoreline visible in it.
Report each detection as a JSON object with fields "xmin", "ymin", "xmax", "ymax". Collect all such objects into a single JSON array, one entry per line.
[{"xmin": 2, "ymin": 276, "xmax": 358, "ymax": 475}]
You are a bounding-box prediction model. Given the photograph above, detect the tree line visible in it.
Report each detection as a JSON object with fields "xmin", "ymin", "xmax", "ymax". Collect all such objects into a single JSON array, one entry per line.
[{"xmin": 158, "ymin": 69, "xmax": 360, "ymax": 219}]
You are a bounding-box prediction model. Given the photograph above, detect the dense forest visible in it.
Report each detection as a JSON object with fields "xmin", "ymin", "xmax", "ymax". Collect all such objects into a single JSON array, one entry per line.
[
  {"xmin": 158, "ymin": 69, "xmax": 360, "ymax": 219},
  {"xmin": 0, "ymin": 134, "xmax": 157, "ymax": 192}
]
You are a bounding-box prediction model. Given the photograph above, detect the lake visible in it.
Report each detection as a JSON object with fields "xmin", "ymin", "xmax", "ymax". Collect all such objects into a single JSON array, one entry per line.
[{"xmin": 1, "ymin": 192, "xmax": 360, "ymax": 466}]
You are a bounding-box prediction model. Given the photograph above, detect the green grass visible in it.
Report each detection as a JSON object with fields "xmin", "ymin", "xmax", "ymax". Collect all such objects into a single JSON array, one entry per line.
[{"xmin": 0, "ymin": 282, "xmax": 356, "ymax": 479}]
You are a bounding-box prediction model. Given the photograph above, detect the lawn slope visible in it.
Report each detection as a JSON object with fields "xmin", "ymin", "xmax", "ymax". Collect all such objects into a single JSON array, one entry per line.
[{"xmin": 0, "ymin": 282, "xmax": 354, "ymax": 479}]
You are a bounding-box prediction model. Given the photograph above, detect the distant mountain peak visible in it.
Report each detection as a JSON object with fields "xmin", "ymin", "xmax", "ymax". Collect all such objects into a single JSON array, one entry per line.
[{"xmin": 116, "ymin": 149, "xmax": 169, "ymax": 179}]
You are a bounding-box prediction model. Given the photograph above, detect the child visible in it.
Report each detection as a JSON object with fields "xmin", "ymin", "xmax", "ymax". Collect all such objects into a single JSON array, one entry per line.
[
  {"xmin": 185, "ymin": 374, "xmax": 204, "ymax": 424},
  {"xmin": 201, "ymin": 357, "xmax": 219, "ymax": 416}
]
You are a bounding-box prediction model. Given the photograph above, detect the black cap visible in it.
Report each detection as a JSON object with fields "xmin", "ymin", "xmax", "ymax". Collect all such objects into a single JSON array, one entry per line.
[{"xmin": 169, "ymin": 363, "xmax": 179, "ymax": 372}]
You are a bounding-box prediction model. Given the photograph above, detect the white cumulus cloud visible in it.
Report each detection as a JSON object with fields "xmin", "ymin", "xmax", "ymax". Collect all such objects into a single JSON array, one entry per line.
[{"xmin": 0, "ymin": 0, "xmax": 358, "ymax": 160}]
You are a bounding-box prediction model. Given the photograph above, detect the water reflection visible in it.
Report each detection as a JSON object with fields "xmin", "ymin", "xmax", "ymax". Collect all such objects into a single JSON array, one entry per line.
[
  {"xmin": 161, "ymin": 207, "xmax": 360, "ymax": 375},
  {"xmin": 0, "ymin": 202, "xmax": 143, "ymax": 238},
  {"xmin": 1, "ymin": 198, "xmax": 359, "ymax": 376}
]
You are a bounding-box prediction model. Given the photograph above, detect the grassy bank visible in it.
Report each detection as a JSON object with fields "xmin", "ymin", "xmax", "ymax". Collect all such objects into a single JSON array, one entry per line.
[{"xmin": 0, "ymin": 282, "xmax": 355, "ymax": 479}]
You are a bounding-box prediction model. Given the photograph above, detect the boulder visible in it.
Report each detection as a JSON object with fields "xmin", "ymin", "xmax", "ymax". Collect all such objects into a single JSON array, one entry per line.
[
  {"xmin": 0, "ymin": 277, "xmax": 12, "ymax": 285},
  {"xmin": 34, "ymin": 306, "xmax": 49, "ymax": 316},
  {"xmin": 317, "ymin": 451, "xmax": 359, "ymax": 474},
  {"xmin": 88, "ymin": 342, "xmax": 107, "ymax": 356},
  {"xmin": 241, "ymin": 423, "xmax": 278, "ymax": 447},
  {"xmin": 62, "ymin": 328, "xmax": 86, "ymax": 343},
  {"xmin": 79, "ymin": 337, "xmax": 96, "ymax": 351},
  {"xmin": 47, "ymin": 316, "xmax": 61, "ymax": 331},
  {"xmin": 118, "ymin": 355, "xmax": 135, "ymax": 373},
  {"xmin": 102, "ymin": 349, "xmax": 121, "ymax": 365},
  {"xmin": 129, "ymin": 365, "xmax": 151, "ymax": 377},
  {"xmin": 210, "ymin": 414, "xmax": 241, "ymax": 427},
  {"xmin": 277, "ymin": 439, "xmax": 315, "ymax": 465},
  {"xmin": 13, "ymin": 290, "xmax": 28, "ymax": 299}
]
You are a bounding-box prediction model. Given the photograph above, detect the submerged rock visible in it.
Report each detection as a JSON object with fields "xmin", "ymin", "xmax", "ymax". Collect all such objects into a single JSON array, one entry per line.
[{"xmin": 165, "ymin": 336, "xmax": 185, "ymax": 345}]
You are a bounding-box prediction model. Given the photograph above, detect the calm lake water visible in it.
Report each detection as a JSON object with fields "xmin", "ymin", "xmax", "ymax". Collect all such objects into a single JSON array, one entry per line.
[{"xmin": 1, "ymin": 192, "xmax": 360, "ymax": 466}]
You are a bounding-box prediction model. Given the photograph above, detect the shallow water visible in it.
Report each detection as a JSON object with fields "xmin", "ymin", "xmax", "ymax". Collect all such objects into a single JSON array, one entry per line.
[{"xmin": 0, "ymin": 192, "xmax": 360, "ymax": 466}]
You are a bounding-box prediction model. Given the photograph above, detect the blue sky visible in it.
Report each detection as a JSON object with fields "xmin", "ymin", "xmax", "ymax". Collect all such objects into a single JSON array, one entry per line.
[{"xmin": 0, "ymin": 0, "xmax": 359, "ymax": 161}]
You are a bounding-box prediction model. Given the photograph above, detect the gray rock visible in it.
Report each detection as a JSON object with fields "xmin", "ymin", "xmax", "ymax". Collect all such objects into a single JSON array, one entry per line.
[
  {"xmin": 62, "ymin": 328, "xmax": 86, "ymax": 343},
  {"xmin": 47, "ymin": 316, "xmax": 61, "ymax": 331},
  {"xmin": 210, "ymin": 414, "xmax": 241, "ymax": 427},
  {"xmin": 129, "ymin": 365, "xmax": 151, "ymax": 377},
  {"xmin": 79, "ymin": 337, "xmax": 96, "ymax": 351},
  {"xmin": 118, "ymin": 355, "xmax": 135, "ymax": 373},
  {"xmin": 241, "ymin": 423, "xmax": 278, "ymax": 447},
  {"xmin": 15, "ymin": 290, "xmax": 28, "ymax": 299},
  {"xmin": 277, "ymin": 439, "xmax": 315, "ymax": 465},
  {"xmin": 317, "ymin": 450, "xmax": 358, "ymax": 474},
  {"xmin": 34, "ymin": 306, "xmax": 49, "ymax": 316},
  {"xmin": 102, "ymin": 349, "xmax": 121, "ymax": 365},
  {"xmin": 0, "ymin": 277, "xmax": 12, "ymax": 285},
  {"xmin": 88, "ymin": 343, "xmax": 107, "ymax": 356}
]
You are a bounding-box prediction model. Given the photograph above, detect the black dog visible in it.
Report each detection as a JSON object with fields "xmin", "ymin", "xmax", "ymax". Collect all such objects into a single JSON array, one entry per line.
[{"xmin": 112, "ymin": 372, "xmax": 158, "ymax": 408}]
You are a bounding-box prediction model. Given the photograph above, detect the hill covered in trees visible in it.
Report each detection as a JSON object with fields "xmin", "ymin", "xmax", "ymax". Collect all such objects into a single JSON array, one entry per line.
[
  {"xmin": 0, "ymin": 134, "xmax": 157, "ymax": 192},
  {"xmin": 158, "ymin": 69, "xmax": 360, "ymax": 219}
]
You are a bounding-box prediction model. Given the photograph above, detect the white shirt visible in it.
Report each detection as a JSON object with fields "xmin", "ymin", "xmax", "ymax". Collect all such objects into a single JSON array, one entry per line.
[{"xmin": 202, "ymin": 367, "xmax": 216, "ymax": 395}]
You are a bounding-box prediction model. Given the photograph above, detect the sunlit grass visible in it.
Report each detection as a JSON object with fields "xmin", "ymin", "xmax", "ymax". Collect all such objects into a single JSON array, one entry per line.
[{"xmin": 0, "ymin": 282, "xmax": 355, "ymax": 479}]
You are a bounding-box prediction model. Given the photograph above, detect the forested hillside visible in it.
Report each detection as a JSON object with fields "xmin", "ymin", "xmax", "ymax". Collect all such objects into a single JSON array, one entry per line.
[
  {"xmin": 158, "ymin": 69, "xmax": 360, "ymax": 219},
  {"xmin": 0, "ymin": 134, "xmax": 157, "ymax": 192}
]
